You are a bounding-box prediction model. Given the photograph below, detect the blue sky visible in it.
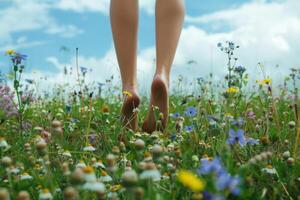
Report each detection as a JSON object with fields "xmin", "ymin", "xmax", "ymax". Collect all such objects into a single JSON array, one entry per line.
[
  {"xmin": 0, "ymin": 0, "xmax": 299, "ymax": 92},
  {"xmin": 1, "ymin": 0, "xmax": 247, "ymax": 72}
]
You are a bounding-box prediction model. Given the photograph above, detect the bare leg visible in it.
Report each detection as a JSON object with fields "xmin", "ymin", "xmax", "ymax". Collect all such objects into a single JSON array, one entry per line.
[
  {"xmin": 110, "ymin": 0, "xmax": 140, "ymax": 130},
  {"xmin": 142, "ymin": 0, "xmax": 185, "ymax": 133}
]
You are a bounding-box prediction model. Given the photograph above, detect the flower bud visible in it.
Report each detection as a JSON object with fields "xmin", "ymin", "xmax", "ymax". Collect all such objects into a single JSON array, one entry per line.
[
  {"xmin": 17, "ymin": 191, "xmax": 30, "ymax": 200},
  {"xmin": 121, "ymin": 170, "xmax": 138, "ymax": 187},
  {"xmin": 64, "ymin": 187, "xmax": 78, "ymax": 200},
  {"xmin": 134, "ymin": 139, "xmax": 145, "ymax": 150}
]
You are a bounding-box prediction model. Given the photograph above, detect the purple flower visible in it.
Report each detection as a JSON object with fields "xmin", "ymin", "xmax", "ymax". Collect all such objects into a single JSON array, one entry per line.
[
  {"xmin": 247, "ymin": 111, "xmax": 256, "ymax": 119},
  {"xmin": 185, "ymin": 106, "xmax": 197, "ymax": 117},
  {"xmin": 226, "ymin": 129, "xmax": 246, "ymax": 146},
  {"xmin": 203, "ymin": 191, "xmax": 225, "ymax": 200},
  {"xmin": 198, "ymin": 157, "xmax": 224, "ymax": 175},
  {"xmin": 216, "ymin": 172, "xmax": 241, "ymax": 195}
]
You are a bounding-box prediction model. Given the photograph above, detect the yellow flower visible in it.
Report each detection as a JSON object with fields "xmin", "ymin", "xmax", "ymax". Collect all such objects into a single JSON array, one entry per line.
[
  {"xmin": 122, "ymin": 90, "xmax": 132, "ymax": 97},
  {"xmin": 263, "ymin": 78, "xmax": 271, "ymax": 85},
  {"xmin": 226, "ymin": 87, "xmax": 239, "ymax": 94},
  {"xmin": 177, "ymin": 170, "xmax": 204, "ymax": 192},
  {"xmin": 5, "ymin": 50, "xmax": 15, "ymax": 55}
]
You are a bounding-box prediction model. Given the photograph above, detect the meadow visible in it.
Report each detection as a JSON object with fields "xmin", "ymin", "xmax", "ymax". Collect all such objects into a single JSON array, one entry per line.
[{"xmin": 0, "ymin": 42, "xmax": 300, "ymax": 200}]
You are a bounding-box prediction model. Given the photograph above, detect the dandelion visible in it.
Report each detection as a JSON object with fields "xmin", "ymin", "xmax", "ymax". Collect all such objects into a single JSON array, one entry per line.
[
  {"xmin": 122, "ymin": 90, "xmax": 132, "ymax": 97},
  {"xmin": 5, "ymin": 49, "xmax": 15, "ymax": 55},
  {"xmin": 177, "ymin": 170, "xmax": 204, "ymax": 192},
  {"xmin": 226, "ymin": 87, "xmax": 239, "ymax": 93}
]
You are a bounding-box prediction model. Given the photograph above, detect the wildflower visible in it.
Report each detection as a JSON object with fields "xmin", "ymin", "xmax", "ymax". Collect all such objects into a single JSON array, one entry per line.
[
  {"xmin": 226, "ymin": 129, "xmax": 246, "ymax": 146},
  {"xmin": 99, "ymin": 171, "xmax": 112, "ymax": 182},
  {"xmin": 122, "ymin": 90, "xmax": 132, "ymax": 97},
  {"xmin": 177, "ymin": 170, "xmax": 204, "ymax": 192},
  {"xmin": 93, "ymin": 160, "xmax": 106, "ymax": 169},
  {"xmin": 76, "ymin": 161, "xmax": 87, "ymax": 169},
  {"xmin": 140, "ymin": 163, "xmax": 161, "ymax": 181},
  {"xmin": 83, "ymin": 166, "xmax": 97, "ymax": 182},
  {"xmin": 215, "ymin": 172, "xmax": 241, "ymax": 195},
  {"xmin": 185, "ymin": 106, "xmax": 197, "ymax": 117},
  {"xmin": 261, "ymin": 165, "xmax": 276, "ymax": 174},
  {"xmin": 198, "ymin": 157, "xmax": 223, "ymax": 175},
  {"xmin": 0, "ymin": 188, "xmax": 10, "ymax": 200},
  {"xmin": 282, "ymin": 151, "xmax": 290, "ymax": 159},
  {"xmin": 134, "ymin": 139, "xmax": 145, "ymax": 150},
  {"xmin": 245, "ymin": 138, "xmax": 259, "ymax": 145},
  {"xmin": 82, "ymin": 181, "xmax": 105, "ymax": 193},
  {"xmin": 231, "ymin": 117, "xmax": 244, "ymax": 127},
  {"xmin": 5, "ymin": 49, "xmax": 15, "ymax": 55},
  {"xmin": 0, "ymin": 137, "xmax": 10, "ymax": 150},
  {"xmin": 62, "ymin": 150, "xmax": 72, "ymax": 158},
  {"xmin": 39, "ymin": 189, "xmax": 53, "ymax": 200},
  {"xmin": 287, "ymin": 157, "xmax": 295, "ymax": 166},
  {"xmin": 1, "ymin": 156, "xmax": 12, "ymax": 167},
  {"xmin": 83, "ymin": 144, "xmax": 96, "ymax": 152},
  {"xmin": 247, "ymin": 111, "xmax": 256, "ymax": 119},
  {"xmin": 20, "ymin": 172, "xmax": 33, "ymax": 181},
  {"xmin": 226, "ymin": 87, "xmax": 239, "ymax": 93},
  {"xmin": 63, "ymin": 187, "xmax": 78, "ymax": 200},
  {"xmin": 263, "ymin": 78, "xmax": 271, "ymax": 85},
  {"xmin": 18, "ymin": 191, "xmax": 30, "ymax": 200},
  {"xmin": 171, "ymin": 112, "xmax": 181, "ymax": 118},
  {"xmin": 185, "ymin": 125, "xmax": 194, "ymax": 133},
  {"xmin": 12, "ymin": 52, "xmax": 27, "ymax": 65},
  {"xmin": 121, "ymin": 170, "xmax": 139, "ymax": 187}
]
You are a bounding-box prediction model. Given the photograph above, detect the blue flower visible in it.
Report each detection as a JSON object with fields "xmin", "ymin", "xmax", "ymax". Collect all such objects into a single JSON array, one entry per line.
[
  {"xmin": 203, "ymin": 191, "xmax": 225, "ymax": 200},
  {"xmin": 226, "ymin": 129, "xmax": 246, "ymax": 146},
  {"xmin": 245, "ymin": 138, "xmax": 259, "ymax": 145},
  {"xmin": 184, "ymin": 125, "xmax": 194, "ymax": 133},
  {"xmin": 171, "ymin": 112, "xmax": 181, "ymax": 118},
  {"xmin": 12, "ymin": 53, "xmax": 27, "ymax": 65},
  {"xmin": 231, "ymin": 117, "xmax": 244, "ymax": 127},
  {"xmin": 185, "ymin": 106, "xmax": 197, "ymax": 117},
  {"xmin": 198, "ymin": 157, "xmax": 224, "ymax": 175},
  {"xmin": 80, "ymin": 67, "xmax": 88, "ymax": 75},
  {"xmin": 216, "ymin": 172, "xmax": 241, "ymax": 195}
]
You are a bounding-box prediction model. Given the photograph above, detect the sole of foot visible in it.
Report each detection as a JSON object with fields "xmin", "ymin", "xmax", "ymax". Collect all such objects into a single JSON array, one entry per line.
[
  {"xmin": 142, "ymin": 74, "xmax": 169, "ymax": 133},
  {"xmin": 121, "ymin": 91, "xmax": 140, "ymax": 131}
]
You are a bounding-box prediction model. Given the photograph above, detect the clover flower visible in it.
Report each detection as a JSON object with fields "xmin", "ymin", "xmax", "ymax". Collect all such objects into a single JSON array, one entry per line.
[{"xmin": 177, "ymin": 170, "xmax": 204, "ymax": 192}]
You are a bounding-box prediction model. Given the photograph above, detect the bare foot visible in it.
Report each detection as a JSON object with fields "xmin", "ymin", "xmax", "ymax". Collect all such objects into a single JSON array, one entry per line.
[
  {"xmin": 121, "ymin": 90, "xmax": 140, "ymax": 131},
  {"xmin": 142, "ymin": 74, "xmax": 169, "ymax": 133}
]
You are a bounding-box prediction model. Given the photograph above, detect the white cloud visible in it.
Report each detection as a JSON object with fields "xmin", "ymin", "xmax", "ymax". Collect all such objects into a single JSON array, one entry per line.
[
  {"xmin": 176, "ymin": 0, "xmax": 300, "ymax": 84},
  {"xmin": 54, "ymin": 0, "xmax": 110, "ymax": 14},
  {"xmin": 0, "ymin": 0, "xmax": 83, "ymax": 50}
]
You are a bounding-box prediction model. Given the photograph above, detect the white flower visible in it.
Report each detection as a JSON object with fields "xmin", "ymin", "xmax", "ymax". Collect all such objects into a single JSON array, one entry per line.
[
  {"xmin": 83, "ymin": 166, "xmax": 97, "ymax": 182},
  {"xmin": 261, "ymin": 165, "xmax": 277, "ymax": 174},
  {"xmin": 99, "ymin": 173, "xmax": 112, "ymax": 183},
  {"xmin": 76, "ymin": 161, "xmax": 87, "ymax": 169},
  {"xmin": 82, "ymin": 181, "xmax": 105, "ymax": 193},
  {"xmin": 20, "ymin": 173, "xmax": 33, "ymax": 180},
  {"xmin": 62, "ymin": 151, "xmax": 72, "ymax": 157},
  {"xmin": 140, "ymin": 169, "xmax": 161, "ymax": 181},
  {"xmin": 83, "ymin": 145, "xmax": 96, "ymax": 152},
  {"xmin": 0, "ymin": 137, "xmax": 10, "ymax": 150},
  {"xmin": 39, "ymin": 189, "xmax": 53, "ymax": 200},
  {"xmin": 8, "ymin": 167, "xmax": 20, "ymax": 174},
  {"xmin": 93, "ymin": 161, "xmax": 105, "ymax": 169}
]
